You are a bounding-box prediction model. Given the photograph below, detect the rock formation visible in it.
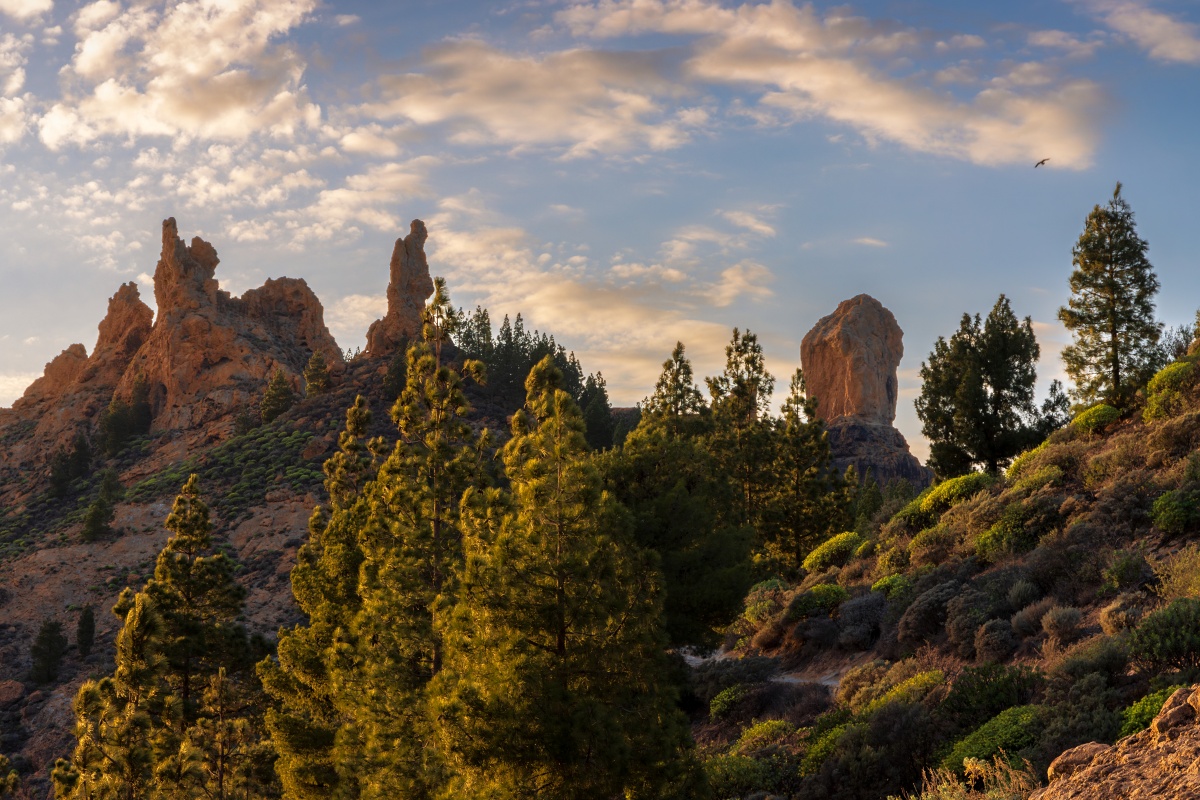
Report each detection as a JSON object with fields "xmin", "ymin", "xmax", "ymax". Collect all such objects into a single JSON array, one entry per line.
[
  {"xmin": 1031, "ymin": 686, "xmax": 1200, "ymax": 799},
  {"xmin": 114, "ymin": 218, "xmax": 344, "ymax": 432},
  {"xmin": 365, "ymin": 219, "xmax": 434, "ymax": 358},
  {"xmin": 801, "ymin": 294, "xmax": 932, "ymax": 488}
]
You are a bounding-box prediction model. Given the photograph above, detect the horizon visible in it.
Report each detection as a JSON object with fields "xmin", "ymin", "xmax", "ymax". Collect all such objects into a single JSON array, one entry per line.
[{"xmin": 4, "ymin": 0, "xmax": 1200, "ymax": 462}]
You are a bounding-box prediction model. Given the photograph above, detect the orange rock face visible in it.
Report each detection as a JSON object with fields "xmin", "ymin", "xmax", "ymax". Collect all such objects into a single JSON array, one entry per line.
[
  {"xmin": 365, "ymin": 219, "xmax": 434, "ymax": 358},
  {"xmin": 801, "ymin": 294, "xmax": 903, "ymax": 425}
]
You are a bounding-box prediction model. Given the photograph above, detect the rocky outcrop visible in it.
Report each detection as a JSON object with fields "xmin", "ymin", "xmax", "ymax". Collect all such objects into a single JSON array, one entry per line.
[
  {"xmin": 116, "ymin": 218, "xmax": 343, "ymax": 432},
  {"xmin": 365, "ymin": 219, "xmax": 434, "ymax": 358},
  {"xmin": 80, "ymin": 282, "xmax": 154, "ymax": 388},
  {"xmin": 801, "ymin": 295, "xmax": 932, "ymax": 488},
  {"xmin": 1032, "ymin": 686, "xmax": 1200, "ymax": 800},
  {"xmin": 11, "ymin": 344, "xmax": 89, "ymax": 414}
]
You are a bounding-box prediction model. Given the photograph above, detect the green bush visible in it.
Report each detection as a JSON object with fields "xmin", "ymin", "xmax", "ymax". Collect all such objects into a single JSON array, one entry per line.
[
  {"xmin": 734, "ymin": 719, "xmax": 795, "ymax": 755},
  {"xmin": 939, "ymin": 664, "xmax": 1044, "ymax": 733},
  {"xmin": 921, "ymin": 473, "xmax": 995, "ymax": 517},
  {"xmin": 799, "ymin": 722, "xmax": 858, "ymax": 776},
  {"xmin": 1071, "ymin": 404, "xmax": 1120, "ymax": 436},
  {"xmin": 703, "ymin": 753, "xmax": 772, "ymax": 797},
  {"xmin": 876, "ymin": 545, "xmax": 910, "ymax": 577},
  {"xmin": 1151, "ymin": 489, "xmax": 1200, "ymax": 536},
  {"xmin": 976, "ymin": 503, "xmax": 1036, "ymax": 562},
  {"xmin": 802, "ymin": 532, "xmax": 865, "ymax": 573},
  {"xmin": 861, "ymin": 670, "xmax": 944, "ymax": 715},
  {"xmin": 1143, "ymin": 360, "xmax": 1197, "ymax": 422},
  {"xmin": 871, "ymin": 573, "xmax": 912, "ymax": 600},
  {"xmin": 940, "ymin": 705, "xmax": 1043, "ymax": 773},
  {"xmin": 1012, "ymin": 464, "xmax": 1064, "ymax": 494},
  {"xmin": 1005, "ymin": 442, "xmax": 1048, "ymax": 482},
  {"xmin": 1007, "ymin": 579, "xmax": 1040, "ymax": 610},
  {"xmin": 692, "ymin": 656, "xmax": 777, "ymax": 703},
  {"xmin": 1129, "ymin": 598, "xmax": 1200, "ymax": 672},
  {"xmin": 710, "ymin": 684, "xmax": 752, "ymax": 720},
  {"xmin": 909, "ymin": 524, "xmax": 958, "ymax": 567},
  {"xmin": 1119, "ymin": 687, "xmax": 1177, "ymax": 737},
  {"xmin": 786, "ymin": 583, "xmax": 850, "ymax": 621},
  {"xmin": 742, "ymin": 578, "xmax": 789, "ymax": 625}
]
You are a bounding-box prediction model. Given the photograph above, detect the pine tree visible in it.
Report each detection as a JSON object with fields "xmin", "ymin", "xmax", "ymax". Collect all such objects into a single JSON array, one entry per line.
[
  {"xmin": 762, "ymin": 370, "xmax": 849, "ymax": 574},
  {"xmin": 333, "ymin": 277, "xmax": 489, "ymax": 799},
  {"xmin": 78, "ymin": 605, "xmax": 95, "ymax": 659},
  {"xmin": 1058, "ymin": 182, "xmax": 1162, "ymax": 407},
  {"xmin": 303, "ymin": 352, "xmax": 330, "ymax": 398},
  {"xmin": 82, "ymin": 469, "xmax": 123, "ymax": 543},
  {"xmin": 433, "ymin": 355, "xmax": 706, "ymax": 799},
  {"xmin": 602, "ymin": 420, "xmax": 754, "ymax": 647},
  {"xmin": 259, "ymin": 399, "xmax": 376, "ymax": 800},
  {"xmin": 30, "ymin": 618, "xmax": 69, "ymax": 684},
  {"xmin": 645, "ymin": 342, "xmax": 708, "ymax": 439},
  {"xmin": 579, "ymin": 372, "xmax": 615, "ymax": 450},
  {"xmin": 143, "ymin": 475, "xmax": 247, "ymax": 724},
  {"xmin": 261, "ymin": 369, "xmax": 297, "ymax": 423},
  {"xmin": 916, "ymin": 295, "xmax": 1049, "ymax": 477},
  {"xmin": 53, "ymin": 593, "xmax": 170, "ymax": 800},
  {"xmin": 706, "ymin": 328, "xmax": 776, "ymax": 528}
]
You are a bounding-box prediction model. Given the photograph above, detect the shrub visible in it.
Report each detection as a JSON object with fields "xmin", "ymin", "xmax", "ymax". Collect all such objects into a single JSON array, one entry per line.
[
  {"xmin": 1048, "ymin": 636, "xmax": 1129, "ymax": 688},
  {"xmin": 1129, "ymin": 598, "xmax": 1200, "ymax": 672},
  {"xmin": 871, "ymin": 573, "xmax": 912, "ymax": 600},
  {"xmin": 898, "ymin": 581, "xmax": 960, "ymax": 647},
  {"xmin": 1152, "ymin": 544, "xmax": 1200, "ymax": 601},
  {"xmin": 1151, "ymin": 489, "xmax": 1200, "ymax": 536},
  {"xmin": 836, "ymin": 661, "xmax": 890, "ymax": 709},
  {"xmin": 860, "ymin": 670, "xmax": 944, "ymax": 715},
  {"xmin": 1041, "ymin": 606, "xmax": 1082, "ymax": 645},
  {"xmin": 799, "ymin": 722, "xmax": 857, "ymax": 776},
  {"xmin": 734, "ymin": 719, "xmax": 795, "ymax": 755},
  {"xmin": 946, "ymin": 589, "xmax": 994, "ymax": 659},
  {"xmin": 876, "ymin": 545, "xmax": 910, "ymax": 577},
  {"xmin": 939, "ymin": 705, "xmax": 1044, "ymax": 773},
  {"xmin": 903, "ymin": 758, "xmax": 1038, "ymax": 800},
  {"xmin": 1101, "ymin": 548, "xmax": 1151, "ymax": 594},
  {"xmin": 892, "ymin": 488, "xmax": 935, "ymax": 530},
  {"xmin": 76, "ymin": 605, "xmax": 95, "ymax": 659},
  {"xmin": 1143, "ymin": 360, "xmax": 1197, "ymax": 422},
  {"xmin": 837, "ymin": 592, "xmax": 887, "ymax": 651},
  {"xmin": 976, "ymin": 503, "xmax": 1036, "ymax": 562},
  {"xmin": 1119, "ymin": 687, "xmax": 1178, "ymax": 737},
  {"xmin": 1011, "ymin": 598, "xmax": 1056, "ymax": 639},
  {"xmin": 710, "ymin": 684, "xmax": 752, "ymax": 720},
  {"xmin": 786, "ymin": 583, "xmax": 850, "ymax": 621},
  {"xmin": 692, "ymin": 656, "xmax": 777, "ymax": 704},
  {"xmin": 743, "ymin": 578, "xmax": 789, "ymax": 625},
  {"xmin": 1006, "ymin": 579, "xmax": 1040, "ymax": 611},
  {"xmin": 922, "ymin": 473, "xmax": 995, "ymax": 517},
  {"xmin": 803, "ymin": 532, "xmax": 866, "ymax": 573},
  {"xmin": 703, "ymin": 753, "xmax": 772, "ymax": 797},
  {"xmin": 975, "ymin": 620, "xmax": 1018, "ymax": 664},
  {"xmin": 1071, "ymin": 404, "xmax": 1120, "ymax": 436},
  {"xmin": 1100, "ymin": 593, "xmax": 1145, "ymax": 635},
  {"xmin": 1012, "ymin": 464, "xmax": 1065, "ymax": 495},
  {"xmin": 908, "ymin": 525, "xmax": 958, "ymax": 567},
  {"xmin": 940, "ymin": 664, "xmax": 1044, "ymax": 733},
  {"xmin": 1006, "ymin": 442, "xmax": 1048, "ymax": 482}
]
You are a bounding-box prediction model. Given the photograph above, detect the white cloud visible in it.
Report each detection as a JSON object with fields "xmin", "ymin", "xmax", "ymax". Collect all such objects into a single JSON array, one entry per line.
[
  {"xmin": 44, "ymin": 0, "xmax": 321, "ymax": 150},
  {"xmin": 0, "ymin": 0, "xmax": 51, "ymax": 22},
  {"xmin": 334, "ymin": 14, "xmax": 360, "ymax": 26},
  {"xmin": 0, "ymin": 33, "xmax": 30, "ymax": 96},
  {"xmin": 853, "ymin": 236, "xmax": 888, "ymax": 247},
  {"xmin": 0, "ymin": 97, "xmax": 28, "ymax": 145},
  {"xmin": 1028, "ymin": 29, "xmax": 1105, "ymax": 58},
  {"xmin": 362, "ymin": 40, "xmax": 703, "ymax": 157},
  {"xmin": 339, "ymin": 124, "xmax": 402, "ymax": 157},
  {"xmin": 720, "ymin": 208, "xmax": 776, "ymax": 237},
  {"xmin": 326, "ymin": 293, "xmax": 386, "ymax": 349},
  {"xmin": 706, "ymin": 259, "xmax": 773, "ymax": 306},
  {"xmin": 1082, "ymin": 0, "xmax": 1200, "ymax": 64},
  {"xmin": 560, "ymin": 0, "xmax": 1103, "ymax": 168},
  {"xmin": 0, "ymin": 371, "xmax": 40, "ymax": 407}
]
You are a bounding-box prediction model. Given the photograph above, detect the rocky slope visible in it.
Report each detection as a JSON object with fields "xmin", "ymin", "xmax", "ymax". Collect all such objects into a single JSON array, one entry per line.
[{"xmin": 1034, "ymin": 685, "xmax": 1200, "ymax": 800}]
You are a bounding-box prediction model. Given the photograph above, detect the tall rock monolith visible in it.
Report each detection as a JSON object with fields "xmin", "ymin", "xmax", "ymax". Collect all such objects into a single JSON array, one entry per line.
[
  {"xmin": 801, "ymin": 294, "xmax": 932, "ymax": 488},
  {"xmin": 365, "ymin": 219, "xmax": 434, "ymax": 358}
]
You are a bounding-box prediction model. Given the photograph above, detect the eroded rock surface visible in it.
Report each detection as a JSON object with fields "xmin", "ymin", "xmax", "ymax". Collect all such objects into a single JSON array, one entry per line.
[
  {"xmin": 365, "ymin": 219, "xmax": 434, "ymax": 358},
  {"xmin": 1032, "ymin": 686, "xmax": 1200, "ymax": 800},
  {"xmin": 801, "ymin": 294, "xmax": 932, "ymax": 488}
]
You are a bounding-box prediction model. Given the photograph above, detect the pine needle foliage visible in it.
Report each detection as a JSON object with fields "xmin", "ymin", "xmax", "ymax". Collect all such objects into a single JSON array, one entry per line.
[
  {"xmin": 1058, "ymin": 182, "xmax": 1162, "ymax": 407},
  {"xmin": 302, "ymin": 352, "xmax": 330, "ymax": 398},
  {"xmin": 261, "ymin": 369, "xmax": 297, "ymax": 424},
  {"xmin": 433, "ymin": 355, "xmax": 707, "ymax": 800},
  {"xmin": 645, "ymin": 342, "xmax": 709, "ymax": 439}
]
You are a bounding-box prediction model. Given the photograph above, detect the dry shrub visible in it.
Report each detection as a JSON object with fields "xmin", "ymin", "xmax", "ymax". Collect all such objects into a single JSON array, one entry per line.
[
  {"xmin": 1152, "ymin": 543, "xmax": 1200, "ymax": 601},
  {"xmin": 1011, "ymin": 598, "xmax": 1056, "ymax": 639},
  {"xmin": 1041, "ymin": 606, "xmax": 1083, "ymax": 646},
  {"xmin": 1100, "ymin": 592, "xmax": 1145, "ymax": 635}
]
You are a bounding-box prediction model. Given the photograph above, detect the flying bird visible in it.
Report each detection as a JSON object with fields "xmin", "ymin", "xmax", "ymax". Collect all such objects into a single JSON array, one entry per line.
[{"xmin": 1034, "ymin": 158, "xmax": 1049, "ymax": 168}]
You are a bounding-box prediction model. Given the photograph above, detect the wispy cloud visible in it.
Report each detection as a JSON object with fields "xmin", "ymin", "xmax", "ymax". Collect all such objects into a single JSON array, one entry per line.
[
  {"xmin": 854, "ymin": 236, "xmax": 888, "ymax": 247},
  {"xmin": 1080, "ymin": 0, "xmax": 1200, "ymax": 64}
]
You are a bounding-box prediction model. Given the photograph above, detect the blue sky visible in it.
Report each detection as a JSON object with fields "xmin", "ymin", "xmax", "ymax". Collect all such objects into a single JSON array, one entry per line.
[{"xmin": 2, "ymin": 0, "xmax": 1200, "ymax": 460}]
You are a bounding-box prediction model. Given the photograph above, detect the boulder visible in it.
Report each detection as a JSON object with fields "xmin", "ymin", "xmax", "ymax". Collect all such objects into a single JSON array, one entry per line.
[{"xmin": 365, "ymin": 219, "xmax": 434, "ymax": 358}]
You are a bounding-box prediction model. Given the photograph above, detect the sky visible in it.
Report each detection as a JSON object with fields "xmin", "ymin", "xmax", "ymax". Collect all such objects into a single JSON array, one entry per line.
[{"xmin": 2, "ymin": 0, "xmax": 1200, "ymax": 462}]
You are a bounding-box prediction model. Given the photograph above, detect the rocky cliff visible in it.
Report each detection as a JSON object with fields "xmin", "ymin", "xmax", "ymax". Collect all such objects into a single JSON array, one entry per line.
[
  {"xmin": 801, "ymin": 294, "xmax": 932, "ymax": 488},
  {"xmin": 1032, "ymin": 686, "xmax": 1200, "ymax": 800}
]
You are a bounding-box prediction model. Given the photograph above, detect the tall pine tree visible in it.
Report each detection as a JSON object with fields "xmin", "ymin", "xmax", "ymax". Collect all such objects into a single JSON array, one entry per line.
[
  {"xmin": 432, "ymin": 355, "xmax": 706, "ymax": 799},
  {"xmin": 1058, "ymin": 182, "xmax": 1162, "ymax": 407}
]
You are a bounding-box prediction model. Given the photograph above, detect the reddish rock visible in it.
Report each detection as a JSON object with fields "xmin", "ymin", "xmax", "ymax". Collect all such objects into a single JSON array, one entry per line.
[
  {"xmin": 365, "ymin": 219, "xmax": 434, "ymax": 358},
  {"xmin": 11, "ymin": 344, "xmax": 88, "ymax": 413}
]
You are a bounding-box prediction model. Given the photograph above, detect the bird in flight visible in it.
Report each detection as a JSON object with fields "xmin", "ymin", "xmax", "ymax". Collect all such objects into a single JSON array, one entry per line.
[{"xmin": 1034, "ymin": 158, "xmax": 1049, "ymax": 168}]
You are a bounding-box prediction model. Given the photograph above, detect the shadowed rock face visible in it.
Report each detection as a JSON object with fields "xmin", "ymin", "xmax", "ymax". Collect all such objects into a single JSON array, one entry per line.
[
  {"xmin": 365, "ymin": 219, "xmax": 434, "ymax": 358},
  {"xmin": 801, "ymin": 294, "xmax": 932, "ymax": 488}
]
